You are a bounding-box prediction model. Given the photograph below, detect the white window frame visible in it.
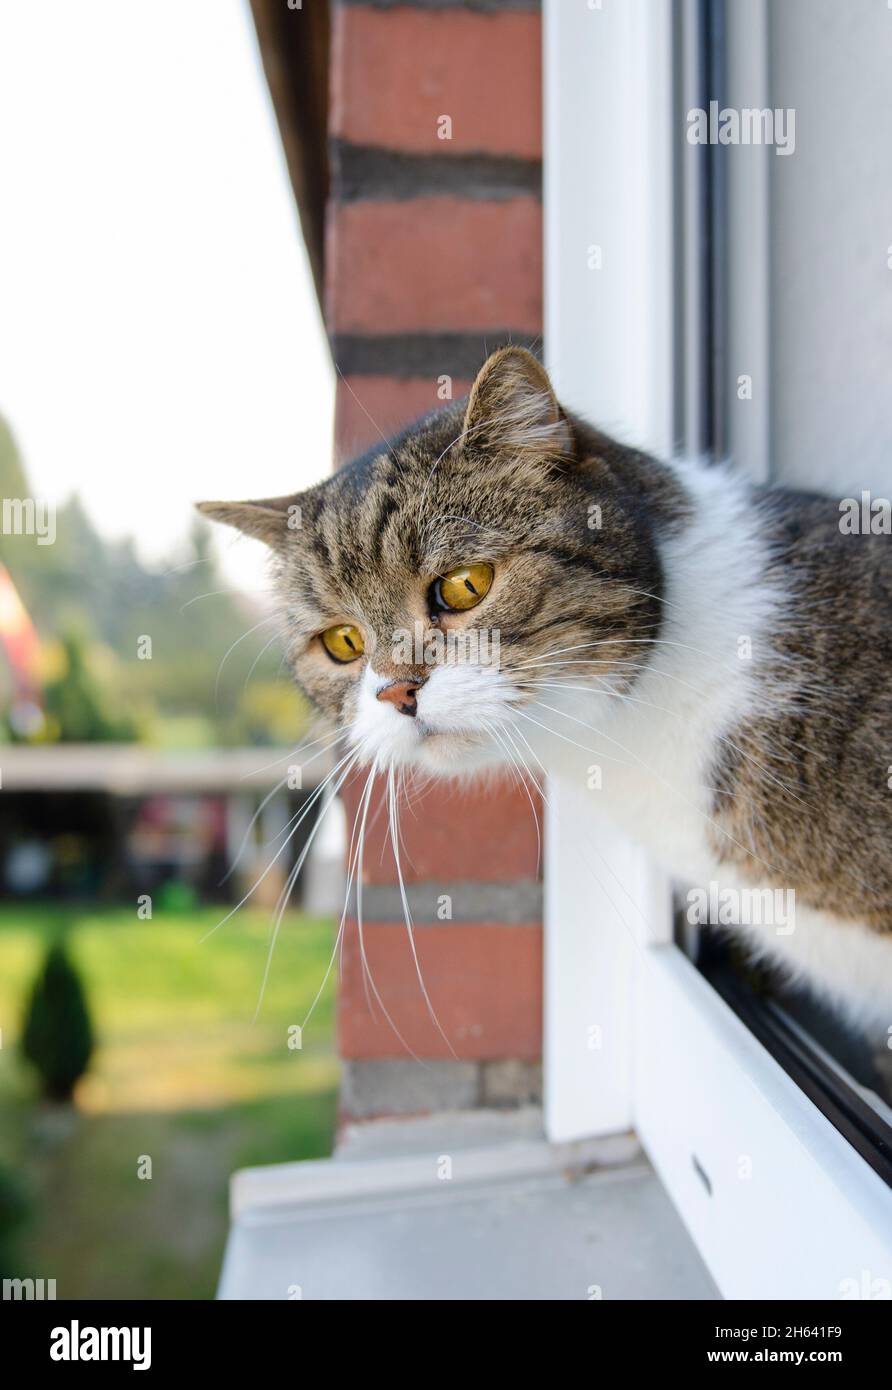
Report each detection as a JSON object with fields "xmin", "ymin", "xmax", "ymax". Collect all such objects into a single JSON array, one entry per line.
[{"xmin": 542, "ymin": 0, "xmax": 892, "ymax": 1300}]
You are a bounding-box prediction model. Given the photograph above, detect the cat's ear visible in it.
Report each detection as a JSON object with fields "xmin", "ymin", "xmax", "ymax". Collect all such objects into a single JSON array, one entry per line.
[
  {"xmin": 195, "ymin": 494, "xmax": 302, "ymax": 548},
  {"xmin": 463, "ymin": 347, "xmax": 572, "ymax": 464}
]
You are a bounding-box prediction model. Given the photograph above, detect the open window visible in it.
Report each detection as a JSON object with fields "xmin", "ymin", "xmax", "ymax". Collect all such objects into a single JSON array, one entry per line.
[{"xmin": 543, "ymin": 0, "xmax": 892, "ymax": 1298}]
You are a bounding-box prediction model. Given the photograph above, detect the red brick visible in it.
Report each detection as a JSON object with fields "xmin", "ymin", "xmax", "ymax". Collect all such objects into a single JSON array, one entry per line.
[
  {"xmin": 331, "ymin": 7, "xmax": 541, "ymax": 160},
  {"xmin": 335, "ymin": 374, "xmax": 474, "ymax": 463},
  {"xmin": 341, "ymin": 772, "xmax": 542, "ymax": 884},
  {"xmin": 326, "ymin": 197, "xmax": 542, "ymax": 334},
  {"xmin": 337, "ymin": 922, "xmax": 542, "ymax": 1060}
]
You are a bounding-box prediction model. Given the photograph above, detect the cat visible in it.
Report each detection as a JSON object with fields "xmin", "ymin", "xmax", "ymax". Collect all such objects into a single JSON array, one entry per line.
[{"xmin": 199, "ymin": 346, "xmax": 892, "ymax": 1033}]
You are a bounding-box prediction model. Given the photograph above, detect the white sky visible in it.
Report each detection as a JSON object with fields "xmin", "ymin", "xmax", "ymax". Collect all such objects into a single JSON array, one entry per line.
[{"xmin": 0, "ymin": 0, "xmax": 334, "ymax": 595}]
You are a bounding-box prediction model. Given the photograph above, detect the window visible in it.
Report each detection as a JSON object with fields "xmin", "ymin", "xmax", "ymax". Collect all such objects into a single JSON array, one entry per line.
[{"xmin": 543, "ymin": 0, "xmax": 892, "ymax": 1299}]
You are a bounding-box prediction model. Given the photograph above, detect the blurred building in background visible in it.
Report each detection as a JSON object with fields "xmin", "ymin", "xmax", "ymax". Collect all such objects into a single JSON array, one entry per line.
[{"xmin": 0, "ymin": 744, "xmax": 330, "ymax": 909}]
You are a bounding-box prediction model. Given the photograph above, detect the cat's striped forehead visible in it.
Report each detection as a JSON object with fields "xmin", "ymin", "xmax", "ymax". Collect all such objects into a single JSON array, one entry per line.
[{"xmin": 281, "ymin": 399, "xmax": 553, "ymax": 621}]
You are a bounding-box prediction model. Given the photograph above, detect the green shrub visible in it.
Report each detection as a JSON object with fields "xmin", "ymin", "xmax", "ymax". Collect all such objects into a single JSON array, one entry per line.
[
  {"xmin": 0, "ymin": 1163, "xmax": 28, "ymax": 1279},
  {"xmin": 21, "ymin": 941, "xmax": 94, "ymax": 1102}
]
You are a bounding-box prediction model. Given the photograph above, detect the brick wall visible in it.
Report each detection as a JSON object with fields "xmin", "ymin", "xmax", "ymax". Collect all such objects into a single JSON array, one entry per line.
[{"xmin": 326, "ymin": 0, "xmax": 544, "ymax": 1120}]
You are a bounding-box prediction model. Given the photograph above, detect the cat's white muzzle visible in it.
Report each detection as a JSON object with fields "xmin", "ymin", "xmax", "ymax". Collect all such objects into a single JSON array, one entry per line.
[{"xmin": 351, "ymin": 662, "xmax": 519, "ymax": 772}]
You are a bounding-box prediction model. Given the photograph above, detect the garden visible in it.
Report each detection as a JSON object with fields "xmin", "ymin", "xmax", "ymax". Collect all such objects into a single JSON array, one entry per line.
[{"xmin": 0, "ymin": 903, "xmax": 337, "ymax": 1299}]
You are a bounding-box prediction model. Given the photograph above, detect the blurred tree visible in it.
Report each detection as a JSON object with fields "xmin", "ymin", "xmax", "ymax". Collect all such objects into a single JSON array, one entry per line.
[
  {"xmin": 21, "ymin": 940, "xmax": 95, "ymax": 1103},
  {"xmin": 42, "ymin": 630, "xmax": 140, "ymax": 742},
  {"xmin": 0, "ymin": 412, "xmax": 308, "ymax": 747}
]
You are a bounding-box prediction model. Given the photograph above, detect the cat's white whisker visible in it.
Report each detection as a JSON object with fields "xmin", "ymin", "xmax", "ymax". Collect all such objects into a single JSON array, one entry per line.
[
  {"xmin": 301, "ymin": 742, "xmax": 375, "ymax": 1033},
  {"xmin": 502, "ymin": 716, "xmax": 652, "ymax": 951},
  {"xmin": 239, "ymin": 723, "xmax": 350, "ymax": 780},
  {"xmin": 200, "ymin": 745, "xmax": 358, "ymax": 943},
  {"xmin": 223, "ymin": 731, "xmax": 348, "ymax": 884},
  {"xmin": 243, "ymin": 628, "xmax": 285, "ymax": 691},
  {"xmin": 387, "ymin": 766, "xmax": 458, "ymax": 1059},
  {"xmin": 526, "ymin": 695, "xmax": 806, "ymax": 889},
  {"xmin": 482, "ymin": 719, "xmax": 542, "ymax": 873},
  {"xmin": 513, "ymin": 635, "xmax": 769, "ymax": 682},
  {"xmin": 512, "ymin": 705, "xmax": 633, "ymax": 768},
  {"xmin": 497, "ymin": 723, "xmax": 543, "ymax": 873},
  {"xmin": 334, "ymin": 364, "xmax": 397, "ymax": 459},
  {"xmin": 180, "ymin": 586, "xmax": 257, "ymax": 612},
  {"xmin": 516, "ymin": 677, "xmax": 811, "ymax": 810},
  {"xmin": 352, "ymin": 759, "xmax": 431, "ymax": 1061},
  {"xmin": 252, "ymin": 749, "xmax": 361, "ymax": 1022},
  {"xmin": 213, "ymin": 614, "xmax": 279, "ymax": 704}
]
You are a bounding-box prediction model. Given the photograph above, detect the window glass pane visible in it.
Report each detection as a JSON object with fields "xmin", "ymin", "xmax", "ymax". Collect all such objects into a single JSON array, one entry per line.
[{"xmin": 681, "ymin": 0, "xmax": 892, "ymax": 1141}]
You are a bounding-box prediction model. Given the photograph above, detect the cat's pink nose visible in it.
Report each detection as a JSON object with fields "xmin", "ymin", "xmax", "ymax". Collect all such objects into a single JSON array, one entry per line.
[{"xmin": 377, "ymin": 679, "xmax": 422, "ymax": 717}]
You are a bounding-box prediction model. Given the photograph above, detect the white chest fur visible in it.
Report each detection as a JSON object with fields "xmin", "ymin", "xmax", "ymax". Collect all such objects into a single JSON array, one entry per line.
[{"xmin": 529, "ymin": 461, "xmax": 892, "ymax": 1029}]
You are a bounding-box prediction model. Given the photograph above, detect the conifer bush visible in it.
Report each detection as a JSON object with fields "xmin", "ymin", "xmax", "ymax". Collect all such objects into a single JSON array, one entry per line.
[{"xmin": 21, "ymin": 941, "xmax": 94, "ymax": 1102}]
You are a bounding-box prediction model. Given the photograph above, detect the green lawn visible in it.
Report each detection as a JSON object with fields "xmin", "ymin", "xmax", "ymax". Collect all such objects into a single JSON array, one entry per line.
[{"xmin": 0, "ymin": 904, "xmax": 339, "ymax": 1299}]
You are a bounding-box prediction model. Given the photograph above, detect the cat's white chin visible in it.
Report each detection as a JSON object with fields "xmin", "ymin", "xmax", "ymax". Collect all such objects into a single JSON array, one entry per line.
[
  {"xmin": 352, "ymin": 723, "xmax": 503, "ymax": 774},
  {"xmin": 350, "ymin": 662, "xmax": 520, "ymax": 774},
  {"xmin": 412, "ymin": 728, "xmax": 504, "ymax": 774}
]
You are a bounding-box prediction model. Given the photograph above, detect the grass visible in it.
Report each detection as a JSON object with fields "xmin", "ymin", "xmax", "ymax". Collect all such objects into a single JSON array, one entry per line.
[{"xmin": 0, "ymin": 903, "xmax": 339, "ymax": 1300}]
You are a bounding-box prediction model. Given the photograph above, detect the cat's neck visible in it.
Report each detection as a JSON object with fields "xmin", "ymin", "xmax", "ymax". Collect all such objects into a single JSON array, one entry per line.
[{"xmin": 531, "ymin": 453, "xmax": 787, "ymax": 882}]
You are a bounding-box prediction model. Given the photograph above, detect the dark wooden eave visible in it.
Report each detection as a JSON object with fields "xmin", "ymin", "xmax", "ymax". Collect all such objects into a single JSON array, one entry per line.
[{"xmin": 249, "ymin": 0, "xmax": 330, "ymax": 309}]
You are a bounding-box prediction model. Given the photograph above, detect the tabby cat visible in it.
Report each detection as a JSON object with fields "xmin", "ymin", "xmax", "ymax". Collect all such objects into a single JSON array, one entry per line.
[{"xmin": 200, "ymin": 347, "xmax": 892, "ymax": 1029}]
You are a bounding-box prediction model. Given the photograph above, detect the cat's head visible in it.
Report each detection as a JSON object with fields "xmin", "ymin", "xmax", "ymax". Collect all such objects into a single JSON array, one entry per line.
[{"xmin": 198, "ymin": 348, "xmax": 664, "ymax": 776}]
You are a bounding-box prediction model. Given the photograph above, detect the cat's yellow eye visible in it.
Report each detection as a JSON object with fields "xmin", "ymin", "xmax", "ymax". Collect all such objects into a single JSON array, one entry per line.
[
  {"xmin": 320, "ymin": 623, "xmax": 365, "ymax": 663},
  {"xmin": 434, "ymin": 562, "xmax": 494, "ymax": 612}
]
